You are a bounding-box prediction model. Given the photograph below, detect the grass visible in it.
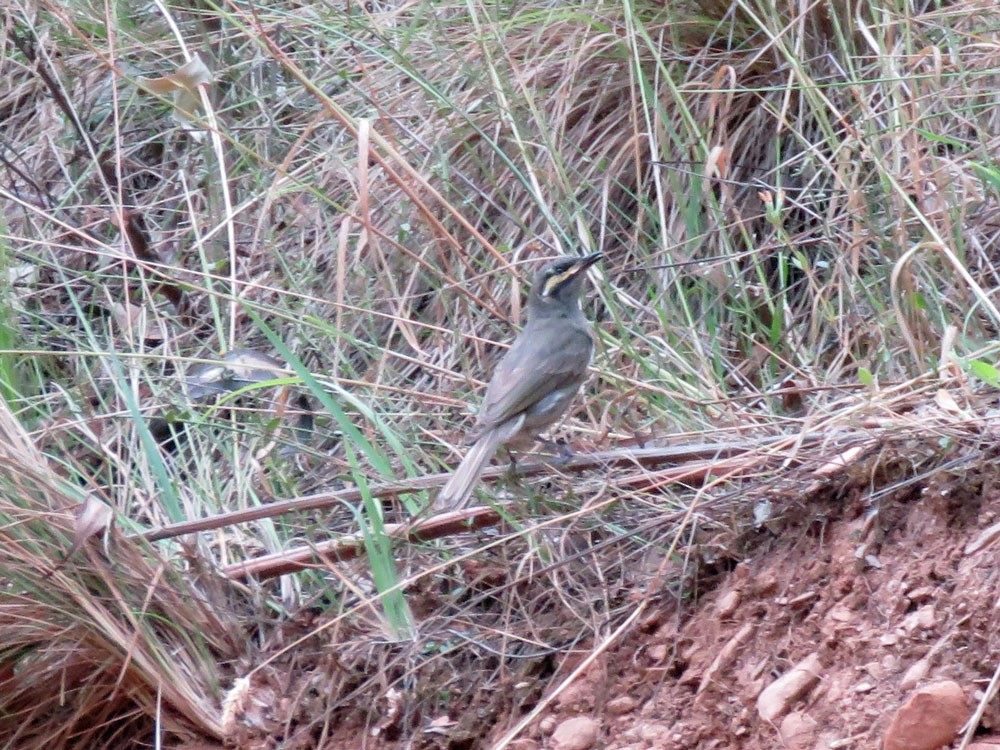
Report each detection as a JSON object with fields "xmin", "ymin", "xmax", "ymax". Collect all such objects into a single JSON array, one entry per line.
[{"xmin": 3, "ymin": 0, "xmax": 1000, "ymax": 746}]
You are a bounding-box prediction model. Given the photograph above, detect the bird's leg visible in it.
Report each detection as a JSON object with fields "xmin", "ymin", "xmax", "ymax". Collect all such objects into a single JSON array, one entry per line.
[
  {"xmin": 503, "ymin": 445, "xmax": 517, "ymax": 480},
  {"xmin": 500, "ymin": 444, "xmax": 519, "ymax": 473}
]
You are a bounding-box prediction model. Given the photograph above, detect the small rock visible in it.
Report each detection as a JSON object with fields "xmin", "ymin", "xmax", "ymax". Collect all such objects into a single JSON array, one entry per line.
[
  {"xmin": 606, "ymin": 696, "xmax": 638, "ymax": 715},
  {"xmin": 752, "ymin": 573, "xmax": 779, "ymax": 596},
  {"xmin": 906, "ymin": 586, "xmax": 936, "ymax": 603},
  {"xmin": 883, "ymin": 680, "xmax": 968, "ymax": 750},
  {"xmin": 716, "ymin": 590, "xmax": 740, "ymax": 618},
  {"xmin": 855, "ymin": 682, "xmax": 875, "ymax": 693},
  {"xmin": 556, "ymin": 682, "xmax": 594, "ymax": 711},
  {"xmin": 882, "ymin": 654, "xmax": 901, "ymax": 673},
  {"xmin": 538, "ymin": 716, "xmax": 556, "ymax": 735},
  {"xmin": 647, "ymin": 644, "xmax": 668, "ymax": 663},
  {"xmin": 862, "ymin": 661, "xmax": 885, "ymax": 680},
  {"xmin": 900, "ymin": 658, "xmax": 930, "ymax": 690},
  {"xmin": 757, "ymin": 653, "xmax": 823, "ymax": 723},
  {"xmin": 902, "ymin": 604, "xmax": 937, "ymax": 632},
  {"xmin": 864, "ymin": 553, "xmax": 883, "ymax": 569},
  {"xmin": 827, "ymin": 603, "xmax": 854, "ymax": 623},
  {"xmin": 778, "ymin": 711, "xmax": 818, "ymax": 749},
  {"xmin": 551, "ymin": 717, "xmax": 600, "ymax": 750},
  {"xmin": 967, "ymin": 739, "xmax": 1000, "ymax": 750},
  {"xmin": 636, "ymin": 722, "xmax": 670, "ymax": 744}
]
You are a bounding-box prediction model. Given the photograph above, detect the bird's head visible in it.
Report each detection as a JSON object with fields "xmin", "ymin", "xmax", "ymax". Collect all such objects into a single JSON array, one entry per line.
[{"xmin": 528, "ymin": 252, "xmax": 602, "ymax": 312}]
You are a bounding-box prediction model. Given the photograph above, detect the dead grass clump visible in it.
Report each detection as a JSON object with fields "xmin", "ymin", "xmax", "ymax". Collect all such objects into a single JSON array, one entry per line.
[{"xmin": 0, "ymin": 402, "xmax": 238, "ymax": 749}]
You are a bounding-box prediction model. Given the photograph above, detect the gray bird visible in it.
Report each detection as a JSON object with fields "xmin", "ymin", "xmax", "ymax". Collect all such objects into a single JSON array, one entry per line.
[{"xmin": 435, "ymin": 252, "xmax": 602, "ymax": 510}]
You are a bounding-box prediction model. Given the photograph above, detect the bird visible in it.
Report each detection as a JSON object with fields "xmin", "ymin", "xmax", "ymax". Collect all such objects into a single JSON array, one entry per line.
[{"xmin": 435, "ymin": 252, "xmax": 602, "ymax": 511}]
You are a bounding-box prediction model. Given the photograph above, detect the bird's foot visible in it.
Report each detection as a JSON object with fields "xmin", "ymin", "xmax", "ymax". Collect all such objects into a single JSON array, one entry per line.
[{"xmin": 537, "ymin": 437, "xmax": 574, "ymax": 464}]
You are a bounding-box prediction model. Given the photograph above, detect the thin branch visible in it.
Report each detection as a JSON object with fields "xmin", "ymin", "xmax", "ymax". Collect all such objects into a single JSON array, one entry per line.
[{"xmin": 139, "ymin": 435, "xmax": 829, "ymax": 543}]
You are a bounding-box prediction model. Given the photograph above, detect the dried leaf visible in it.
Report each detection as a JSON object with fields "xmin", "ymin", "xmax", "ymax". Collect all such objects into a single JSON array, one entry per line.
[
  {"xmin": 136, "ymin": 54, "xmax": 213, "ymax": 96},
  {"xmin": 51, "ymin": 496, "xmax": 114, "ymax": 572},
  {"xmin": 136, "ymin": 54, "xmax": 213, "ymax": 128},
  {"xmin": 74, "ymin": 496, "xmax": 113, "ymax": 547},
  {"xmin": 187, "ymin": 349, "xmax": 285, "ymax": 399},
  {"xmin": 705, "ymin": 144, "xmax": 728, "ymax": 180},
  {"xmin": 221, "ymin": 677, "xmax": 251, "ymax": 736},
  {"xmin": 935, "ymin": 388, "xmax": 971, "ymax": 418},
  {"xmin": 813, "ymin": 445, "xmax": 866, "ymax": 477},
  {"xmin": 112, "ymin": 302, "xmax": 167, "ymax": 345}
]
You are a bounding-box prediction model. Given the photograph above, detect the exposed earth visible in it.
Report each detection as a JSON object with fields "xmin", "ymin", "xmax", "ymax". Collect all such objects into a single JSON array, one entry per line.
[
  {"xmin": 501, "ymin": 442, "xmax": 1000, "ymax": 750},
  {"xmin": 228, "ymin": 408, "xmax": 1000, "ymax": 750}
]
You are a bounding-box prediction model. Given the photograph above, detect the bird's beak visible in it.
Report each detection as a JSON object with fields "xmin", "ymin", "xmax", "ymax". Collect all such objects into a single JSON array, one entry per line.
[{"xmin": 576, "ymin": 252, "xmax": 603, "ymax": 272}]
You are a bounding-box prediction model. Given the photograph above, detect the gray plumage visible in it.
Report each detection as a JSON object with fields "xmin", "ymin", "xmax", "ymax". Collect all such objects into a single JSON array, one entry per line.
[{"xmin": 435, "ymin": 253, "xmax": 601, "ymax": 510}]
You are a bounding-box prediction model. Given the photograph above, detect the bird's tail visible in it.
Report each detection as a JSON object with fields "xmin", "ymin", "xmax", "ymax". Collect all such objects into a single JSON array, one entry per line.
[{"xmin": 434, "ymin": 429, "xmax": 503, "ymax": 511}]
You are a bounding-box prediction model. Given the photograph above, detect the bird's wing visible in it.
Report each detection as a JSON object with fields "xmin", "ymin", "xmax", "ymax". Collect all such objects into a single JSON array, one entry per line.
[{"xmin": 476, "ymin": 324, "xmax": 592, "ymax": 429}]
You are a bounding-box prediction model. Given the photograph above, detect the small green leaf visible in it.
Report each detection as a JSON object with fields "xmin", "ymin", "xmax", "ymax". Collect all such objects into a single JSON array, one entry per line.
[
  {"xmin": 971, "ymin": 162, "xmax": 1000, "ymax": 194},
  {"xmin": 858, "ymin": 367, "xmax": 875, "ymax": 387},
  {"xmin": 968, "ymin": 359, "xmax": 1000, "ymax": 387}
]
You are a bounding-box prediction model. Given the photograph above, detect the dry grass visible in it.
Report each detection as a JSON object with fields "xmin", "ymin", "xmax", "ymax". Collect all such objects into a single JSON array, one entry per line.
[
  {"xmin": 2, "ymin": 0, "xmax": 1000, "ymax": 746},
  {"xmin": 0, "ymin": 399, "xmax": 236, "ymax": 746}
]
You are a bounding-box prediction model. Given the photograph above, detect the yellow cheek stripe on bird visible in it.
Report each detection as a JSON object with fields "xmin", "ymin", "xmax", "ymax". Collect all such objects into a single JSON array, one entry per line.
[{"xmin": 542, "ymin": 265, "xmax": 581, "ymax": 297}]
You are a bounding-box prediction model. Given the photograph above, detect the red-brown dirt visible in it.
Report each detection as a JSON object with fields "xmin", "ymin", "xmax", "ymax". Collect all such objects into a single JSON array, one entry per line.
[
  {"xmin": 227, "ymin": 431, "xmax": 1000, "ymax": 750},
  {"xmin": 507, "ymin": 453, "xmax": 1000, "ymax": 750}
]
